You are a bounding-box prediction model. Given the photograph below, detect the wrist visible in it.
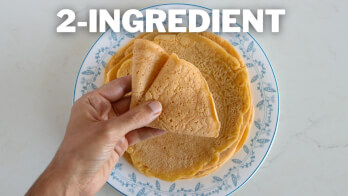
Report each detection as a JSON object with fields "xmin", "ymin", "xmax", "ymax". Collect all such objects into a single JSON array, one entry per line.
[{"xmin": 26, "ymin": 158, "xmax": 80, "ymax": 196}]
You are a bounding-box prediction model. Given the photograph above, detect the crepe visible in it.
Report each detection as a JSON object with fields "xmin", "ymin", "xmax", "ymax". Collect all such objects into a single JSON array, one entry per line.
[
  {"xmin": 130, "ymin": 39, "xmax": 220, "ymax": 137},
  {"xmin": 104, "ymin": 32, "xmax": 172, "ymax": 82},
  {"xmin": 192, "ymin": 83, "xmax": 253, "ymax": 174},
  {"xmin": 183, "ymin": 32, "xmax": 252, "ymax": 177},
  {"xmin": 123, "ymin": 106, "xmax": 253, "ymax": 179},
  {"xmin": 198, "ymin": 32, "xmax": 245, "ymax": 68},
  {"xmin": 130, "ymin": 39, "xmax": 169, "ymax": 108},
  {"xmin": 181, "ymin": 107, "xmax": 253, "ymax": 179},
  {"xmin": 116, "ymin": 58, "xmax": 132, "ymax": 78},
  {"xmin": 104, "ymin": 32, "xmax": 246, "ymax": 83},
  {"xmin": 127, "ymin": 33, "xmax": 250, "ymax": 181},
  {"xmin": 104, "ymin": 32, "xmax": 252, "ymax": 181},
  {"xmin": 105, "ymin": 53, "xmax": 132, "ymax": 83},
  {"xmin": 136, "ymin": 52, "xmax": 221, "ymax": 137},
  {"xmin": 117, "ymin": 32, "xmax": 250, "ymax": 170},
  {"xmin": 104, "ymin": 33, "xmax": 150, "ymax": 81}
]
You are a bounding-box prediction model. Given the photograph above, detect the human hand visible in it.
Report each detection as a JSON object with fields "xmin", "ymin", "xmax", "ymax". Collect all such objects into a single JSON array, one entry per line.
[{"xmin": 26, "ymin": 76, "xmax": 165, "ymax": 196}]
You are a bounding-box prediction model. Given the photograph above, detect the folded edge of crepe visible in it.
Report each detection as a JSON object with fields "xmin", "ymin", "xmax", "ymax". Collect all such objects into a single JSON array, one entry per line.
[{"xmin": 131, "ymin": 39, "xmax": 221, "ymax": 137}]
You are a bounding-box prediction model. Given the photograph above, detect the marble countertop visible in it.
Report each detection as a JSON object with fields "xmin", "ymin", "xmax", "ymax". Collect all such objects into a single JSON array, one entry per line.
[{"xmin": 0, "ymin": 0, "xmax": 347, "ymax": 195}]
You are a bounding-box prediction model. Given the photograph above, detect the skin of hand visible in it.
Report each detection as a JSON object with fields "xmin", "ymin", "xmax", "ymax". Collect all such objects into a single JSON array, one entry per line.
[{"xmin": 26, "ymin": 76, "xmax": 166, "ymax": 196}]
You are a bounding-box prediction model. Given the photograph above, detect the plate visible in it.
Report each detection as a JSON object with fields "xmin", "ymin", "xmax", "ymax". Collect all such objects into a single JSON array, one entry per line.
[{"xmin": 73, "ymin": 3, "xmax": 279, "ymax": 196}]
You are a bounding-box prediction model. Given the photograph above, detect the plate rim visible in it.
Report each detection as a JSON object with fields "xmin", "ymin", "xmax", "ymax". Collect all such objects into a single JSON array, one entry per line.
[{"xmin": 73, "ymin": 3, "xmax": 280, "ymax": 195}]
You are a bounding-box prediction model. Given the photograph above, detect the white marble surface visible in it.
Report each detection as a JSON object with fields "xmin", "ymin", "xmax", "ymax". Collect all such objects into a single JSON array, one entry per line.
[{"xmin": 0, "ymin": 0, "xmax": 347, "ymax": 195}]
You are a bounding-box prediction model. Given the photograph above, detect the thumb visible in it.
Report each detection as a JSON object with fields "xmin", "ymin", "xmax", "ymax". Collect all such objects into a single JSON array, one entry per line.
[{"xmin": 105, "ymin": 101, "xmax": 162, "ymax": 136}]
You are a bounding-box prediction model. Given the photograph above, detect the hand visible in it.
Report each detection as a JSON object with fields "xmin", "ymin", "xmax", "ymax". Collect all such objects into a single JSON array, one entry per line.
[{"xmin": 26, "ymin": 76, "xmax": 166, "ymax": 196}]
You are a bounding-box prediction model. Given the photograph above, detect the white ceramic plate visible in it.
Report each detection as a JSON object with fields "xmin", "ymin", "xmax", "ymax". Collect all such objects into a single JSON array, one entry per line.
[{"xmin": 73, "ymin": 3, "xmax": 279, "ymax": 196}]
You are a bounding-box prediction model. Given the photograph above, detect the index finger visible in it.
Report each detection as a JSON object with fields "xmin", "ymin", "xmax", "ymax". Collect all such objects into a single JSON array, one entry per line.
[{"xmin": 97, "ymin": 75, "xmax": 132, "ymax": 102}]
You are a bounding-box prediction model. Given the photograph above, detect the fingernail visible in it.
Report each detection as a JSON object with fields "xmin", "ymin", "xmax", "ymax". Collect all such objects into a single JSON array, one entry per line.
[
  {"xmin": 148, "ymin": 101, "xmax": 162, "ymax": 114},
  {"xmin": 154, "ymin": 129, "xmax": 167, "ymax": 135}
]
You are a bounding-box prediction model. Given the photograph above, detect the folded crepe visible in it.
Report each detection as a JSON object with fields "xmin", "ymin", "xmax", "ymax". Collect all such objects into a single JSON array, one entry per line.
[
  {"xmin": 104, "ymin": 33, "xmax": 252, "ymax": 181},
  {"xmin": 131, "ymin": 39, "xmax": 221, "ymax": 138}
]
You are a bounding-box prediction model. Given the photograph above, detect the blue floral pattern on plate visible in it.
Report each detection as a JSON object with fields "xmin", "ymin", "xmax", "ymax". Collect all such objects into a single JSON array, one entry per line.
[{"xmin": 73, "ymin": 3, "xmax": 279, "ymax": 196}]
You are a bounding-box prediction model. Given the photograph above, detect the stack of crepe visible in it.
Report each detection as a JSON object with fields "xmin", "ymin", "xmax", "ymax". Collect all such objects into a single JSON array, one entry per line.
[{"xmin": 104, "ymin": 32, "xmax": 253, "ymax": 181}]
